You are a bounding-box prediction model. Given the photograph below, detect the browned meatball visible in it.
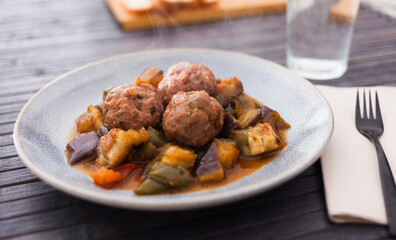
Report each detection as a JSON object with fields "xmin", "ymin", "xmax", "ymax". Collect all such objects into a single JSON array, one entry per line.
[
  {"xmin": 158, "ymin": 62, "xmax": 217, "ymax": 105},
  {"xmin": 162, "ymin": 91, "xmax": 224, "ymax": 148},
  {"xmin": 103, "ymin": 83, "xmax": 164, "ymax": 130}
]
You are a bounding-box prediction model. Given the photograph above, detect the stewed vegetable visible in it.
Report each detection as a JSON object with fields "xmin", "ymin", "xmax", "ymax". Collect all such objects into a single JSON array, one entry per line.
[
  {"xmin": 66, "ymin": 132, "xmax": 100, "ymax": 165},
  {"xmin": 196, "ymin": 142, "xmax": 225, "ymax": 182},
  {"xmin": 66, "ymin": 63, "xmax": 290, "ymax": 196},
  {"xmin": 96, "ymin": 128, "xmax": 149, "ymax": 167},
  {"xmin": 215, "ymin": 76, "xmax": 243, "ymax": 107},
  {"xmin": 77, "ymin": 105, "xmax": 104, "ymax": 133},
  {"xmin": 214, "ymin": 139, "xmax": 239, "ymax": 169},
  {"xmin": 135, "ymin": 161, "xmax": 194, "ymax": 195}
]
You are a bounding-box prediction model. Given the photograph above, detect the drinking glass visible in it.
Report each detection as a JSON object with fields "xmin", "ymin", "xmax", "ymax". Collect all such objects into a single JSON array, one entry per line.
[{"xmin": 287, "ymin": 0, "xmax": 360, "ymax": 80}]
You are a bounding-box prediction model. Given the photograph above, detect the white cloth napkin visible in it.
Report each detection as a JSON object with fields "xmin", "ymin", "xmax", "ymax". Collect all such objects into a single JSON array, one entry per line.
[{"xmin": 316, "ymin": 85, "xmax": 396, "ymax": 225}]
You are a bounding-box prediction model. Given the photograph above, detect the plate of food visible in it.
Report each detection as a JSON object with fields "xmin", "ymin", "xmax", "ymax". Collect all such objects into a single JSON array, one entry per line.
[{"xmin": 14, "ymin": 48, "xmax": 333, "ymax": 210}]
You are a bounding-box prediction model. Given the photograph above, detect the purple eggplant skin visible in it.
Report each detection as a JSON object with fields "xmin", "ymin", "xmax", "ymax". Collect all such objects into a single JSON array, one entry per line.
[
  {"xmin": 260, "ymin": 105, "xmax": 291, "ymax": 132},
  {"xmin": 195, "ymin": 142, "xmax": 222, "ymax": 177},
  {"xmin": 66, "ymin": 132, "xmax": 100, "ymax": 165},
  {"xmin": 98, "ymin": 125, "xmax": 110, "ymax": 136},
  {"xmin": 219, "ymin": 112, "xmax": 238, "ymax": 138},
  {"xmin": 260, "ymin": 105, "xmax": 273, "ymax": 120},
  {"xmin": 94, "ymin": 105, "xmax": 104, "ymax": 115}
]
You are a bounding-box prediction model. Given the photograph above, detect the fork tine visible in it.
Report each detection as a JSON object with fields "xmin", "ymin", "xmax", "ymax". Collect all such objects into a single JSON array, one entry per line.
[
  {"xmin": 356, "ymin": 90, "xmax": 361, "ymax": 121},
  {"xmin": 369, "ymin": 90, "xmax": 374, "ymax": 119},
  {"xmin": 375, "ymin": 91, "xmax": 383, "ymax": 123},
  {"xmin": 363, "ymin": 90, "xmax": 368, "ymax": 119}
]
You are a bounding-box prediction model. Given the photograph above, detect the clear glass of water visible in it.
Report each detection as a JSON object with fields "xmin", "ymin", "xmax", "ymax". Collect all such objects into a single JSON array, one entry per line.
[{"xmin": 287, "ymin": 0, "xmax": 360, "ymax": 80}]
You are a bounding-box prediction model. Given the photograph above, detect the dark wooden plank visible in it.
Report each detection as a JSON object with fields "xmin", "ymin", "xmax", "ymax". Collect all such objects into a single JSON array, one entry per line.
[
  {"xmin": 0, "ymin": 171, "xmax": 323, "ymax": 239},
  {"xmin": 0, "ymin": 133, "xmax": 13, "ymax": 146},
  {"xmin": 0, "ymin": 103, "xmax": 25, "ymax": 115},
  {"xmin": 0, "ymin": 0, "xmax": 102, "ymax": 23},
  {"xmin": 105, "ymin": 192, "xmax": 327, "ymax": 240},
  {"xmin": 0, "ymin": 76, "xmax": 51, "ymax": 95},
  {"xmin": 0, "ymin": 166, "xmax": 322, "ymax": 218},
  {"xmin": 0, "ymin": 144, "xmax": 17, "ymax": 159},
  {"xmin": 0, "ymin": 112, "xmax": 19, "ymax": 125},
  {"xmin": 0, "ymin": 181, "xmax": 55, "ymax": 203},
  {"xmin": 0, "ymin": 93, "xmax": 35, "ymax": 107},
  {"xmin": 192, "ymin": 211, "xmax": 328, "ymax": 240},
  {"xmin": 1, "ymin": 190, "xmax": 322, "ymax": 239},
  {"xmin": 0, "ymin": 204, "xmax": 125, "ymax": 239},
  {"xmin": 341, "ymin": 69, "xmax": 396, "ymax": 86},
  {"xmin": 292, "ymin": 224, "xmax": 388, "ymax": 240},
  {"xmin": 0, "ymin": 168, "xmax": 38, "ymax": 188},
  {"xmin": 0, "ymin": 156, "xmax": 25, "ymax": 173},
  {"xmin": 0, "ymin": 192, "xmax": 82, "ymax": 220},
  {"xmin": 0, "ymin": 20, "xmax": 285, "ymax": 61}
]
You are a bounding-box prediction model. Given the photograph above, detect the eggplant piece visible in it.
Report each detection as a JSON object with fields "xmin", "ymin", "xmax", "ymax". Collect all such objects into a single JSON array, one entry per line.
[
  {"xmin": 224, "ymin": 103, "xmax": 236, "ymax": 116},
  {"xmin": 77, "ymin": 105, "xmax": 104, "ymax": 133},
  {"xmin": 97, "ymin": 125, "xmax": 110, "ymax": 136},
  {"xmin": 254, "ymin": 102, "xmax": 261, "ymax": 109},
  {"xmin": 239, "ymin": 93, "xmax": 257, "ymax": 109},
  {"xmin": 147, "ymin": 127, "xmax": 167, "ymax": 148},
  {"xmin": 219, "ymin": 112, "xmax": 238, "ymax": 138},
  {"xmin": 237, "ymin": 109, "xmax": 262, "ymax": 129},
  {"xmin": 215, "ymin": 76, "xmax": 244, "ymax": 107},
  {"xmin": 261, "ymin": 105, "xmax": 273, "ymax": 120},
  {"xmin": 96, "ymin": 128, "xmax": 149, "ymax": 168},
  {"xmin": 229, "ymin": 123, "xmax": 283, "ymax": 156},
  {"xmin": 94, "ymin": 104, "xmax": 104, "ymax": 115},
  {"xmin": 66, "ymin": 132, "xmax": 100, "ymax": 165},
  {"xmin": 230, "ymin": 97, "xmax": 249, "ymax": 118},
  {"xmin": 160, "ymin": 145, "xmax": 197, "ymax": 170},
  {"xmin": 196, "ymin": 142, "xmax": 225, "ymax": 182},
  {"xmin": 214, "ymin": 139, "xmax": 239, "ymax": 169},
  {"xmin": 260, "ymin": 105, "xmax": 291, "ymax": 132}
]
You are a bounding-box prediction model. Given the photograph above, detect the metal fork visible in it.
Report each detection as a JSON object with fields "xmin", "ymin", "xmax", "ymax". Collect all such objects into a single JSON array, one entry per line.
[{"xmin": 355, "ymin": 90, "xmax": 396, "ymax": 235}]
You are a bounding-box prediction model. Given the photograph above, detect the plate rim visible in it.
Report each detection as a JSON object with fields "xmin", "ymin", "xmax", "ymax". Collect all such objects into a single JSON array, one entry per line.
[{"xmin": 13, "ymin": 48, "xmax": 334, "ymax": 211}]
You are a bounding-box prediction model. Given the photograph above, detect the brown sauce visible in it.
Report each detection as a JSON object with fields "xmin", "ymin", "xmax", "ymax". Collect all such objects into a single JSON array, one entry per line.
[{"xmin": 67, "ymin": 93, "xmax": 288, "ymax": 194}]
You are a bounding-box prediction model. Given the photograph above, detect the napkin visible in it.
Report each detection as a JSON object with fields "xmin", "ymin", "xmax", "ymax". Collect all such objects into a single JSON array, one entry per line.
[{"xmin": 316, "ymin": 85, "xmax": 396, "ymax": 225}]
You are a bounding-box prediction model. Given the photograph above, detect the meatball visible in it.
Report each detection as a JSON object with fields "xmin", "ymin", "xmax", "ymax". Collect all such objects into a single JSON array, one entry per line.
[
  {"xmin": 158, "ymin": 62, "xmax": 217, "ymax": 105},
  {"xmin": 103, "ymin": 83, "xmax": 164, "ymax": 130},
  {"xmin": 162, "ymin": 91, "xmax": 224, "ymax": 148}
]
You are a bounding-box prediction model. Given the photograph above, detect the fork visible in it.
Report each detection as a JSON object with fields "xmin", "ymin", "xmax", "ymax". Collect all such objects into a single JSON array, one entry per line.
[{"xmin": 355, "ymin": 90, "xmax": 396, "ymax": 235}]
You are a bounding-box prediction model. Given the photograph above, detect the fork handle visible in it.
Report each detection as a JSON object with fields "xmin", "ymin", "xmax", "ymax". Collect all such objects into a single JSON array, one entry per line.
[{"xmin": 374, "ymin": 138, "xmax": 396, "ymax": 236}]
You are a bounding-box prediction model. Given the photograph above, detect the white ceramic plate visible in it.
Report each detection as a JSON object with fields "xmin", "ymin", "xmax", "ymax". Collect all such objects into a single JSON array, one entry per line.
[{"xmin": 14, "ymin": 48, "xmax": 333, "ymax": 211}]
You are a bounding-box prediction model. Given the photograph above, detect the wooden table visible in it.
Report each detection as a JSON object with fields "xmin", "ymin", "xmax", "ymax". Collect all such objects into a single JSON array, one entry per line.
[{"xmin": 1, "ymin": 1, "xmax": 396, "ymax": 239}]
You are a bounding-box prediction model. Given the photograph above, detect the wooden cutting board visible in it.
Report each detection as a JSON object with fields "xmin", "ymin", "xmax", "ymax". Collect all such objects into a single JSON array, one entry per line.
[{"xmin": 106, "ymin": 0, "xmax": 287, "ymax": 31}]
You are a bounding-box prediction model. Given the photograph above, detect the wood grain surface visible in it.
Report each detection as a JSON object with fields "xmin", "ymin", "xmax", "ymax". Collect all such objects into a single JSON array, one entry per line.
[{"xmin": 1, "ymin": 0, "xmax": 396, "ymax": 239}]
